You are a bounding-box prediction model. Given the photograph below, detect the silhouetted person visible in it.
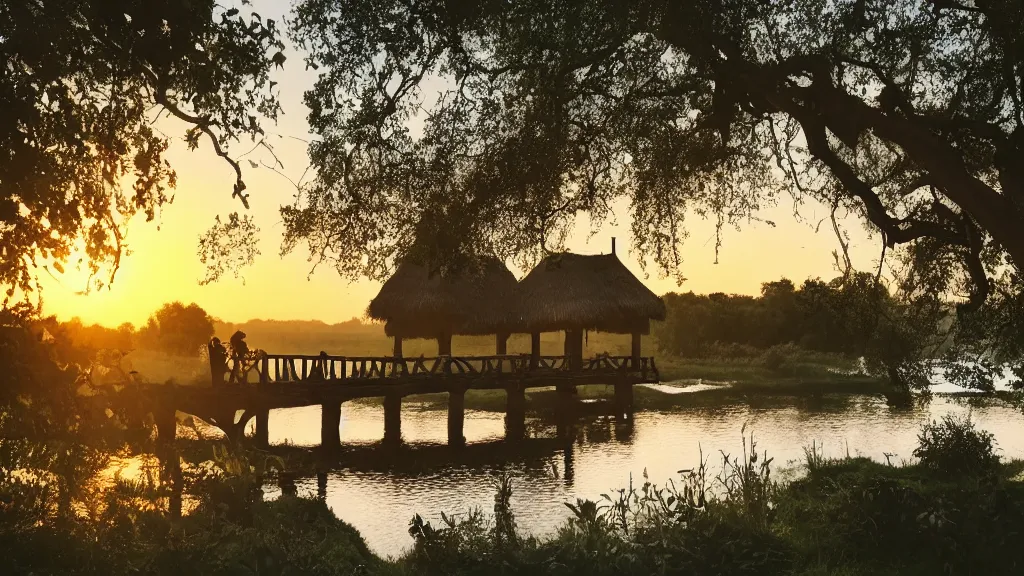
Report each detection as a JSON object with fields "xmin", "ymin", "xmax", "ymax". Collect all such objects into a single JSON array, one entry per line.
[
  {"xmin": 229, "ymin": 330, "xmax": 249, "ymax": 384},
  {"xmin": 208, "ymin": 337, "xmax": 228, "ymax": 386},
  {"xmin": 307, "ymin": 351, "xmax": 329, "ymax": 381}
]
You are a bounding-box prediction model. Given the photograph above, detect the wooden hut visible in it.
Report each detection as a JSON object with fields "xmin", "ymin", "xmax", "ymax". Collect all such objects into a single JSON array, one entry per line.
[
  {"xmin": 516, "ymin": 245, "xmax": 666, "ymax": 370},
  {"xmin": 367, "ymin": 255, "xmax": 520, "ymax": 356}
]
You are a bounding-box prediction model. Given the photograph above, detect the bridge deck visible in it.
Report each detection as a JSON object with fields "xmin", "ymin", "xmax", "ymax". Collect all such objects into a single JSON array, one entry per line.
[
  {"xmin": 142, "ymin": 353, "xmax": 658, "ymax": 446},
  {"xmin": 154, "ymin": 353, "xmax": 657, "ymax": 412}
]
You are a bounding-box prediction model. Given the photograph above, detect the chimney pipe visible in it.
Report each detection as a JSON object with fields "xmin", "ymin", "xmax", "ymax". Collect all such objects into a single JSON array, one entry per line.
[{"xmin": 611, "ymin": 237, "xmax": 616, "ymax": 255}]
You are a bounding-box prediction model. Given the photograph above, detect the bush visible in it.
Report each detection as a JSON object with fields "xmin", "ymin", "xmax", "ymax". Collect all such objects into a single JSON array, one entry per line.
[{"xmin": 913, "ymin": 414, "xmax": 999, "ymax": 476}]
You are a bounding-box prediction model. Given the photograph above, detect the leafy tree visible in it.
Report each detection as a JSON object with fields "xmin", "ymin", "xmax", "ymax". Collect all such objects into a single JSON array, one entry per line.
[
  {"xmin": 138, "ymin": 302, "xmax": 215, "ymax": 357},
  {"xmin": 653, "ymin": 273, "xmax": 941, "ymax": 385},
  {"xmin": 1, "ymin": 0, "xmax": 284, "ymax": 296},
  {"xmin": 287, "ymin": 0, "xmax": 1024, "ymax": 387}
]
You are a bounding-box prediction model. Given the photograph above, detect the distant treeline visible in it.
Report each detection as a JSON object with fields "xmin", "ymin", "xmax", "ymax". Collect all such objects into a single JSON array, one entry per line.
[
  {"xmin": 62, "ymin": 302, "xmax": 378, "ymax": 358},
  {"xmin": 653, "ymin": 273, "xmax": 911, "ymax": 358}
]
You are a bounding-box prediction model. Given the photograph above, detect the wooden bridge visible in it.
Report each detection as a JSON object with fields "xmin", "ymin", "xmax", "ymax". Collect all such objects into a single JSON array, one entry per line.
[{"xmin": 149, "ymin": 352, "xmax": 658, "ymax": 451}]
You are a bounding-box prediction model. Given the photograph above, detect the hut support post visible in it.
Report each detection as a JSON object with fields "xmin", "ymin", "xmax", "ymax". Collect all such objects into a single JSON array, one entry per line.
[
  {"xmin": 565, "ymin": 329, "xmax": 583, "ymax": 371},
  {"xmin": 505, "ymin": 383, "xmax": 526, "ymax": 441},
  {"xmin": 321, "ymin": 402, "xmax": 342, "ymax": 450},
  {"xmin": 496, "ymin": 332, "xmax": 509, "ymax": 355},
  {"xmin": 384, "ymin": 393, "xmax": 402, "ymax": 444},
  {"xmin": 631, "ymin": 332, "xmax": 642, "ymax": 369},
  {"xmin": 530, "ymin": 332, "xmax": 541, "ymax": 369},
  {"xmin": 254, "ymin": 407, "xmax": 270, "ymax": 449},
  {"xmin": 448, "ymin": 387, "xmax": 466, "ymax": 447},
  {"xmin": 393, "ymin": 336, "xmax": 404, "ymax": 358},
  {"xmin": 438, "ymin": 333, "xmax": 452, "ymax": 356}
]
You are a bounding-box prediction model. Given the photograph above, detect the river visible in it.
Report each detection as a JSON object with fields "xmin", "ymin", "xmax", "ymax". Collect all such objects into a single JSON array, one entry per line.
[{"xmin": 241, "ymin": 383, "xmax": 1024, "ymax": 559}]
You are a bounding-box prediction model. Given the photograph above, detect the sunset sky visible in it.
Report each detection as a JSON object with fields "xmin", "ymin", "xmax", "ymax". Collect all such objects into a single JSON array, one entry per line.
[{"xmin": 37, "ymin": 1, "xmax": 883, "ymax": 329}]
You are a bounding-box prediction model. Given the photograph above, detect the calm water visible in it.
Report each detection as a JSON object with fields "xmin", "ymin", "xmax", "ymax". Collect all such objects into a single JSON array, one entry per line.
[{"xmin": 245, "ymin": 385, "xmax": 1024, "ymax": 558}]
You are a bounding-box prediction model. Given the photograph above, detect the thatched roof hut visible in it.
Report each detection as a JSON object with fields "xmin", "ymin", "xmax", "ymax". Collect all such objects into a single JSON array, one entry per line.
[
  {"xmin": 367, "ymin": 255, "xmax": 520, "ymax": 345},
  {"xmin": 517, "ymin": 252, "xmax": 666, "ymax": 335}
]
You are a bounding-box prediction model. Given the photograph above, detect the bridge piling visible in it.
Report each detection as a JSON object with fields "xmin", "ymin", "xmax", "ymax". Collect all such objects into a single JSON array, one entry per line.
[
  {"xmin": 321, "ymin": 402, "xmax": 342, "ymax": 449},
  {"xmin": 153, "ymin": 406, "xmax": 181, "ymax": 517},
  {"xmin": 614, "ymin": 381, "xmax": 634, "ymax": 418},
  {"xmin": 384, "ymin": 393, "xmax": 402, "ymax": 444},
  {"xmin": 155, "ymin": 406, "xmax": 176, "ymax": 446},
  {"xmin": 505, "ymin": 384, "xmax": 526, "ymax": 441},
  {"xmin": 447, "ymin": 388, "xmax": 466, "ymax": 447}
]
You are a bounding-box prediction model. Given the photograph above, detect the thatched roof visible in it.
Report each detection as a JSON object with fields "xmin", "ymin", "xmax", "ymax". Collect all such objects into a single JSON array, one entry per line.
[
  {"xmin": 367, "ymin": 255, "xmax": 520, "ymax": 339},
  {"xmin": 517, "ymin": 253, "xmax": 666, "ymax": 334}
]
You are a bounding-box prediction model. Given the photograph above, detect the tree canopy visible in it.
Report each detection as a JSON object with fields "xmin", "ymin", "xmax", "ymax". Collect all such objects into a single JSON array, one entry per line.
[
  {"xmin": 138, "ymin": 301, "xmax": 215, "ymax": 356},
  {"xmin": 0, "ymin": 0, "xmax": 283, "ymax": 296},
  {"xmin": 284, "ymin": 0, "xmax": 1024, "ymax": 384}
]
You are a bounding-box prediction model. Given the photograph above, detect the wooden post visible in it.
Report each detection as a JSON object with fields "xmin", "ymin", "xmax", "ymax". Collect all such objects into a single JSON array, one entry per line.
[
  {"xmin": 254, "ymin": 408, "xmax": 270, "ymax": 449},
  {"xmin": 154, "ymin": 406, "xmax": 181, "ymax": 517},
  {"xmin": 447, "ymin": 387, "xmax": 466, "ymax": 447},
  {"xmin": 393, "ymin": 336, "xmax": 403, "ymax": 358},
  {"xmin": 565, "ymin": 329, "xmax": 583, "ymax": 371},
  {"xmin": 317, "ymin": 470, "xmax": 328, "ymax": 499},
  {"xmin": 563, "ymin": 440, "xmax": 575, "ymax": 485},
  {"xmin": 321, "ymin": 402, "xmax": 342, "ymax": 449},
  {"xmin": 631, "ymin": 332, "xmax": 642, "ymax": 370},
  {"xmin": 155, "ymin": 406, "xmax": 176, "ymax": 447},
  {"xmin": 260, "ymin": 354, "xmax": 269, "ymax": 385},
  {"xmin": 505, "ymin": 383, "xmax": 526, "ymax": 441},
  {"xmin": 438, "ymin": 333, "xmax": 452, "ymax": 355},
  {"xmin": 384, "ymin": 393, "xmax": 402, "ymax": 444},
  {"xmin": 615, "ymin": 381, "xmax": 634, "ymax": 418},
  {"xmin": 530, "ymin": 332, "xmax": 541, "ymax": 369},
  {"xmin": 555, "ymin": 382, "xmax": 575, "ymax": 439},
  {"xmin": 495, "ymin": 332, "xmax": 508, "ymax": 355}
]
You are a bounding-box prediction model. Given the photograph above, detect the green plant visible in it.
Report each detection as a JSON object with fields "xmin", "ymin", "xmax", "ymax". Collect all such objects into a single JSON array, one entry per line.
[
  {"xmin": 913, "ymin": 414, "xmax": 999, "ymax": 476},
  {"xmin": 718, "ymin": 428, "xmax": 777, "ymax": 530}
]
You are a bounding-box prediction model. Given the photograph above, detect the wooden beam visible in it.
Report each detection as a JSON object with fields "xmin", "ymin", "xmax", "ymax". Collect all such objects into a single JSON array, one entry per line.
[
  {"xmin": 631, "ymin": 332, "xmax": 642, "ymax": 370},
  {"xmin": 495, "ymin": 332, "xmax": 508, "ymax": 355},
  {"xmin": 393, "ymin": 336, "xmax": 403, "ymax": 358},
  {"xmin": 530, "ymin": 332, "xmax": 541, "ymax": 369}
]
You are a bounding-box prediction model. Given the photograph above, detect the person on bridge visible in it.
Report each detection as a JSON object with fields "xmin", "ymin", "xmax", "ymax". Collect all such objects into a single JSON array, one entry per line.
[
  {"xmin": 208, "ymin": 337, "xmax": 228, "ymax": 386},
  {"xmin": 228, "ymin": 331, "xmax": 250, "ymax": 384}
]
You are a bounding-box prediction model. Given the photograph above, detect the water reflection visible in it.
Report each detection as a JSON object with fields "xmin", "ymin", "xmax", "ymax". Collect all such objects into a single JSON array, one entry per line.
[{"xmin": 247, "ymin": 392, "xmax": 1024, "ymax": 558}]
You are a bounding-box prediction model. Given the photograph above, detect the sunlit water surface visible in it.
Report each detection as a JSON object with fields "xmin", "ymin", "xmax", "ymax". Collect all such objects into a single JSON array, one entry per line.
[{"xmin": 243, "ymin": 383, "xmax": 1024, "ymax": 558}]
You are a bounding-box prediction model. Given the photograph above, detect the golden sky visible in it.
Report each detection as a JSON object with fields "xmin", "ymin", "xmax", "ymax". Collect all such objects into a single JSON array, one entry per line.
[{"xmin": 37, "ymin": 1, "xmax": 882, "ymax": 328}]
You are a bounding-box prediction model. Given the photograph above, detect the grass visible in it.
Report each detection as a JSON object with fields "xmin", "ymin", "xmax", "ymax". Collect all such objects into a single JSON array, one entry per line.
[{"xmin": 657, "ymin": 345, "xmax": 890, "ymax": 395}]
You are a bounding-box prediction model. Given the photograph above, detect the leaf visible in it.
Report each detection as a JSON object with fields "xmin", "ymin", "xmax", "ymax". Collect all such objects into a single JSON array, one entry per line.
[
  {"xmin": 248, "ymin": 160, "xmax": 258, "ymax": 168},
  {"xmin": 271, "ymin": 51, "xmax": 286, "ymax": 69},
  {"xmin": 226, "ymin": 8, "xmax": 239, "ymax": 17}
]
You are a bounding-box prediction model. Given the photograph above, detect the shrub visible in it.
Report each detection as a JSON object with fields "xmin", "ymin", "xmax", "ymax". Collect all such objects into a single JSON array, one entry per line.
[{"xmin": 912, "ymin": 414, "xmax": 999, "ymax": 476}]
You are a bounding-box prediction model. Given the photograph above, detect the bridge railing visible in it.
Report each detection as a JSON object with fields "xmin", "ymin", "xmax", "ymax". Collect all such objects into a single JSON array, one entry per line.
[{"xmin": 251, "ymin": 353, "xmax": 658, "ymax": 385}]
